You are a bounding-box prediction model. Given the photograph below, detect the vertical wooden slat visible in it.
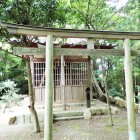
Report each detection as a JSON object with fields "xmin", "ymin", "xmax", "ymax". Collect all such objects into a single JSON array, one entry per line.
[
  {"xmin": 55, "ymin": 62, "xmax": 56, "ymax": 86},
  {"xmin": 33, "ymin": 62, "xmax": 35, "ymax": 87},
  {"xmin": 36, "ymin": 63, "xmax": 38, "ymax": 86},
  {"xmin": 124, "ymin": 38, "xmax": 137, "ymax": 139},
  {"xmin": 71, "ymin": 63, "xmax": 73, "ymax": 85},
  {"xmin": 74, "ymin": 63, "xmax": 75, "ymax": 85},
  {"xmin": 90, "ymin": 60, "xmax": 93, "ymax": 101},
  {"xmin": 79, "ymin": 63, "xmax": 80, "ymax": 85},
  {"xmin": 70, "ymin": 63, "xmax": 72, "ymax": 85},
  {"xmin": 55, "ymin": 62, "xmax": 58, "ymax": 86},
  {"xmin": 35, "ymin": 63, "xmax": 37, "ymax": 87},
  {"xmin": 34, "ymin": 63, "xmax": 35, "ymax": 86},
  {"xmin": 82, "ymin": 63, "xmax": 83, "ymax": 84},
  {"xmin": 66, "ymin": 63, "xmax": 67, "ymax": 85},
  {"xmin": 78, "ymin": 63, "xmax": 80, "ymax": 85},
  {"xmin": 55, "ymin": 62, "xmax": 57, "ymax": 86},
  {"xmin": 85, "ymin": 63, "xmax": 86, "ymax": 85},
  {"xmin": 61, "ymin": 55, "xmax": 66, "ymax": 110},
  {"xmin": 57, "ymin": 62, "xmax": 58, "ymax": 86},
  {"xmin": 38, "ymin": 63, "xmax": 39, "ymax": 86},
  {"xmin": 74, "ymin": 65, "xmax": 75, "ymax": 85},
  {"xmin": 44, "ymin": 63, "xmax": 45, "ymax": 86},
  {"xmin": 30, "ymin": 57, "xmax": 34, "ymax": 87},
  {"xmin": 55, "ymin": 63, "xmax": 58, "ymax": 86},
  {"xmin": 57, "ymin": 63, "xmax": 58, "ymax": 86},
  {"xmin": 44, "ymin": 35, "xmax": 54, "ymax": 140},
  {"xmin": 72, "ymin": 63, "xmax": 74, "ymax": 85}
]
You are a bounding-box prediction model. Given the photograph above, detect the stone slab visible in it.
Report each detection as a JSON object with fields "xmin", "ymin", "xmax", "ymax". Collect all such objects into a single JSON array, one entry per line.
[
  {"xmin": 83, "ymin": 109, "xmax": 91, "ymax": 120},
  {"xmin": 111, "ymin": 107, "xmax": 119, "ymax": 115},
  {"xmin": 54, "ymin": 116, "xmax": 84, "ymax": 121},
  {"xmin": 53, "ymin": 110, "xmax": 83, "ymax": 118}
]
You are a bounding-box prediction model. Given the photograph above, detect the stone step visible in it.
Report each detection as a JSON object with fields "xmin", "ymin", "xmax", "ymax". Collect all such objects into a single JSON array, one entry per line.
[
  {"xmin": 14, "ymin": 106, "xmax": 119, "ymax": 124},
  {"xmin": 53, "ymin": 102, "xmax": 95, "ymax": 108},
  {"xmin": 54, "ymin": 116, "xmax": 84, "ymax": 121},
  {"xmin": 53, "ymin": 110, "xmax": 83, "ymax": 118}
]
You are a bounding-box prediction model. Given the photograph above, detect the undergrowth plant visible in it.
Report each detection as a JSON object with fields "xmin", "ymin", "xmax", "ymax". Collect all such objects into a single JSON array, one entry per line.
[{"xmin": 0, "ymin": 79, "xmax": 24, "ymax": 103}]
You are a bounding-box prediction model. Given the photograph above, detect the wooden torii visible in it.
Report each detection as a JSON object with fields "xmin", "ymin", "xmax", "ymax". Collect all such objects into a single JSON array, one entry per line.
[{"xmin": 0, "ymin": 22, "xmax": 139, "ymax": 140}]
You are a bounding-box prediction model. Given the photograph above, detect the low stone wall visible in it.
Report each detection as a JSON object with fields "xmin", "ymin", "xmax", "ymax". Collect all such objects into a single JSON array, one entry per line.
[
  {"xmin": 14, "ymin": 105, "xmax": 119, "ymax": 124},
  {"xmin": 109, "ymin": 96, "xmax": 139, "ymax": 113},
  {"xmin": 0, "ymin": 100, "xmax": 120, "ymax": 125}
]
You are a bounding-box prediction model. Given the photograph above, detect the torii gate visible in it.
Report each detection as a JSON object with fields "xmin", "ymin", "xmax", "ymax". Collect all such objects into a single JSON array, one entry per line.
[{"xmin": 0, "ymin": 22, "xmax": 139, "ymax": 140}]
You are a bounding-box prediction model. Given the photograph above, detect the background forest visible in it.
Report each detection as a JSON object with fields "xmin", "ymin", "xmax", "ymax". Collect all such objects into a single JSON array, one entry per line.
[{"xmin": 0, "ymin": 0, "xmax": 140, "ymax": 101}]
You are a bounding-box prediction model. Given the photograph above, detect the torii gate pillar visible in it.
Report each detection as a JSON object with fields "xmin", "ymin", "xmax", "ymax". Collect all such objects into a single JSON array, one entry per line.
[
  {"xmin": 124, "ymin": 39, "xmax": 137, "ymax": 140},
  {"xmin": 44, "ymin": 35, "xmax": 54, "ymax": 140}
]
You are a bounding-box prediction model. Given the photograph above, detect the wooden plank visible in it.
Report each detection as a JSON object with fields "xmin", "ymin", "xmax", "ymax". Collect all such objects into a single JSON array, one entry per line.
[
  {"xmin": 72, "ymin": 87, "xmax": 78, "ymax": 100},
  {"xmin": 54, "ymin": 87, "xmax": 61, "ymax": 102},
  {"xmin": 77, "ymin": 87, "xmax": 84, "ymax": 100},
  {"xmin": 34, "ymin": 88, "xmax": 41, "ymax": 103},
  {"xmin": 2, "ymin": 22, "xmax": 140, "ymax": 39},
  {"xmin": 13, "ymin": 47, "xmax": 140, "ymax": 56},
  {"xmin": 65, "ymin": 86, "xmax": 72, "ymax": 100},
  {"xmin": 41, "ymin": 87, "xmax": 45, "ymax": 103},
  {"xmin": 124, "ymin": 39, "xmax": 137, "ymax": 139},
  {"xmin": 55, "ymin": 48, "xmax": 139, "ymax": 56},
  {"xmin": 83, "ymin": 86, "xmax": 87, "ymax": 100}
]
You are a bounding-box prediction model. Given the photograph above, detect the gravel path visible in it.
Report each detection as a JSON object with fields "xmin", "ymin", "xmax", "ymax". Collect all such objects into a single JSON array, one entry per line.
[{"xmin": 0, "ymin": 108, "xmax": 140, "ymax": 140}]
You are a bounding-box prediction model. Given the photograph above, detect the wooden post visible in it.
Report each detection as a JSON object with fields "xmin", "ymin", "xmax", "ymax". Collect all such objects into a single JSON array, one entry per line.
[
  {"xmin": 87, "ymin": 57, "xmax": 92, "ymax": 104},
  {"xmin": 87, "ymin": 58, "xmax": 92, "ymax": 102},
  {"xmin": 87, "ymin": 39, "xmax": 94, "ymax": 102},
  {"xmin": 61, "ymin": 55, "xmax": 66, "ymax": 110},
  {"xmin": 44, "ymin": 35, "xmax": 54, "ymax": 140},
  {"xmin": 124, "ymin": 39, "xmax": 137, "ymax": 140},
  {"xmin": 87, "ymin": 38, "xmax": 94, "ymax": 49}
]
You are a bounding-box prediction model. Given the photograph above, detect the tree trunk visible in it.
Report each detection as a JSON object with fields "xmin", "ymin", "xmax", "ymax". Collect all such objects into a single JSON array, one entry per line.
[
  {"xmin": 100, "ymin": 57, "xmax": 113, "ymax": 125},
  {"xmin": 91, "ymin": 71, "xmax": 104, "ymax": 98},
  {"xmin": 26, "ymin": 56, "xmax": 41, "ymax": 133},
  {"xmin": 104, "ymin": 78, "xmax": 113, "ymax": 126}
]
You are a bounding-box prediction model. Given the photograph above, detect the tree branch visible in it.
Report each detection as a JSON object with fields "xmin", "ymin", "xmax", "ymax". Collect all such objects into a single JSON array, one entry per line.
[
  {"xmin": 104, "ymin": 16, "xmax": 125, "ymax": 30},
  {"xmin": 0, "ymin": 47, "xmax": 27, "ymax": 61}
]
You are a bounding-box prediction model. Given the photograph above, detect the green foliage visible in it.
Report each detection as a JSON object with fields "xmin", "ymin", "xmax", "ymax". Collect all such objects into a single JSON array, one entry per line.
[
  {"xmin": 1, "ymin": 0, "xmax": 67, "ymax": 27},
  {"xmin": 135, "ymin": 95, "xmax": 140, "ymax": 103},
  {"xmin": 1, "ymin": 0, "xmax": 140, "ymax": 102},
  {"xmin": 0, "ymin": 43, "xmax": 28, "ymax": 95},
  {"xmin": 0, "ymin": 48, "xmax": 25, "ymax": 81},
  {"xmin": 108, "ymin": 88, "xmax": 125, "ymax": 99},
  {"xmin": 94, "ymin": 56, "xmax": 125, "ymax": 99},
  {"xmin": 110, "ymin": 0, "xmax": 140, "ymax": 32},
  {"xmin": 0, "ymin": 79, "xmax": 24, "ymax": 102},
  {"xmin": 68, "ymin": 0, "xmax": 125, "ymax": 30},
  {"xmin": 15, "ymin": 79, "xmax": 28, "ymax": 95}
]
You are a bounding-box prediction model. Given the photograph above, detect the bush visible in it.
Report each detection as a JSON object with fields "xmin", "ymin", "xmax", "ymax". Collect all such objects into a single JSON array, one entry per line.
[
  {"xmin": 0, "ymin": 79, "xmax": 24, "ymax": 102},
  {"xmin": 108, "ymin": 88, "xmax": 125, "ymax": 99},
  {"xmin": 15, "ymin": 79, "xmax": 28, "ymax": 95}
]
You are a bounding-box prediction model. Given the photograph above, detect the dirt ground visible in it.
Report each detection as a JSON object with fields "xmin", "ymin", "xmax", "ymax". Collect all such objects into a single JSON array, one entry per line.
[{"xmin": 0, "ymin": 108, "xmax": 140, "ymax": 140}]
